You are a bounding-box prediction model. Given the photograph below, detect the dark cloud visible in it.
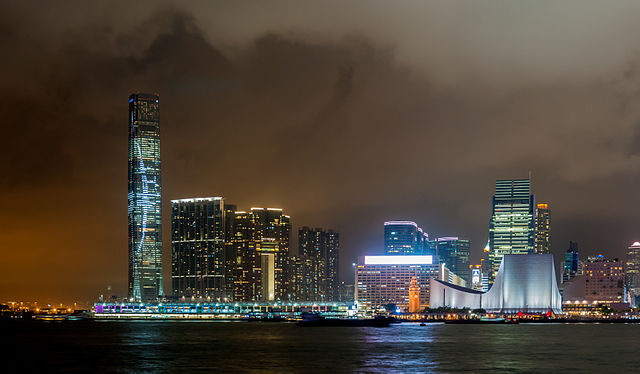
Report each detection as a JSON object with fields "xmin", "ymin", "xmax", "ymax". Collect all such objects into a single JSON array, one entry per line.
[{"xmin": 1, "ymin": 1, "xmax": 640, "ymax": 303}]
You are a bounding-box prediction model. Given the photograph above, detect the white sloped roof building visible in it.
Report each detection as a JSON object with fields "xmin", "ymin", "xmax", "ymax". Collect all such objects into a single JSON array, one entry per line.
[{"xmin": 430, "ymin": 254, "xmax": 562, "ymax": 314}]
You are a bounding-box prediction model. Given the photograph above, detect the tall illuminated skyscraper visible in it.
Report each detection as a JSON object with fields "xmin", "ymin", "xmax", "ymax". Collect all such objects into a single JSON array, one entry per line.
[
  {"xmin": 535, "ymin": 203, "xmax": 551, "ymax": 254},
  {"xmin": 488, "ymin": 178, "xmax": 535, "ymax": 282},
  {"xmin": 171, "ymin": 197, "xmax": 226, "ymax": 299},
  {"xmin": 298, "ymin": 227, "xmax": 340, "ymax": 300},
  {"xmin": 128, "ymin": 93, "xmax": 163, "ymax": 301},
  {"xmin": 232, "ymin": 208, "xmax": 291, "ymax": 301}
]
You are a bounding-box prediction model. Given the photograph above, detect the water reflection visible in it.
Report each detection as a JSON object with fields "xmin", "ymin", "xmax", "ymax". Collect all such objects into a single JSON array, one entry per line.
[
  {"xmin": 7, "ymin": 321, "xmax": 640, "ymax": 372},
  {"xmin": 360, "ymin": 323, "xmax": 439, "ymax": 372}
]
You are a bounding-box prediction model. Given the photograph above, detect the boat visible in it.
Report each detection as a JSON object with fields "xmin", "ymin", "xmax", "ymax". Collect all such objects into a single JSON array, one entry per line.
[{"xmin": 297, "ymin": 313, "xmax": 393, "ymax": 327}]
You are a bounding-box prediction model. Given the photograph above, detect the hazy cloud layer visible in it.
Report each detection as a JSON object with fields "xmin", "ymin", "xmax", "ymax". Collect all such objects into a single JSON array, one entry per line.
[{"xmin": 1, "ymin": 1, "xmax": 640, "ymax": 302}]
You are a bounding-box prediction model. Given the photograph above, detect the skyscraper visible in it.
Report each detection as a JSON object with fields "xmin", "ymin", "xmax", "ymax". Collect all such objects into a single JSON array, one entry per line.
[
  {"xmin": 128, "ymin": 93, "xmax": 163, "ymax": 301},
  {"xmin": 488, "ymin": 178, "xmax": 535, "ymax": 282},
  {"xmin": 562, "ymin": 241, "xmax": 582, "ymax": 283},
  {"xmin": 171, "ymin": 197, "xmax": 226, "ymax": 300},
  {"xmin": 298, "ymin": 227, "xmax": 340, "ymax": 300},
  {"xmin": 384, "ymin": 221, "xmax": 429, "ymax": 255},
  {"xmin": 223, "ymin": 203, "xmax": 237, "ymax": 299},
  {"xmin": 625, "ymin": 241, "xmax": 640, "ymax": 306},
  {"xmin": 232, "ymin": 208, "xmax": 291, "ymax": 301},
  {"xmin": 535, "ymin": 203, "xmax": 551, "ymax": 254},
  {"xmin": 325, "ymin": 230, "xmax": 340, "ymax": 300},
  {"xmin": 288, "ymin": 256, "xmax": 306, "ymax": 301},
  {"xmin": 435, "ymin": 237, "xmax": 471, "ymax": 283}
]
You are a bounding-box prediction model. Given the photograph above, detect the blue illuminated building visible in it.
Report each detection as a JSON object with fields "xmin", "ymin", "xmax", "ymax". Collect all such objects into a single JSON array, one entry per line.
[
  {"xmin": 435, "ymin": 237, "xmax": 471, "ymax": 283},
  {"xmin": 384, "ymin": 221, "xmax": 429, "ymax": 255},
  {"xmin": 128, "ymin": 93, "xmax": 163, "ymax": 301}
]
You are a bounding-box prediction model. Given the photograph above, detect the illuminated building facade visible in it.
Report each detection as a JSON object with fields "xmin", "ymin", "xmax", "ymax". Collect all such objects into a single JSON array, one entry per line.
[
  {"xmin": 488, "ymin": 179, "xmax": 535, "ymax": 282},
  {"xmin": 470, "ymin": 264, "xmax": 485, "ymax": 291},
  {"xmin": 435, "ymin": 237, "xmax": 471, "ymax": 283},
  {"xmin": 288, "ymin": 256, "xmax": 306, "ymax": 301},
  {"xmin": 561, "ymin": 241, "xmax": 582, "ymax": 283},
  {"xmin": 171, "ymin": 197, "xmax": 226, "ymax": 299},
  {"xmin": 298, "ymin": 227, "xmax": 340, "ymax": 300},
  {"xmin": 408, "ymin": 277, "xmax": 420, "ymax": 313},
  {"xmin": 355, "ymin": 255, "xmax": 439, "ymax": 310},
  {"xmin": 584, "ymin": 255, "xmax": 624, "ymax": 303},
  {"xmin": 430, "ymin": 254, "xmax": 563, "ymax": 314},
  {"xmin": 338, "ymin": 281, "xmax": 355, "ymax": 302},
  {"xmin": 223, "ymin": 203, "xmax": 237, "ymax": 298},
  {"xmin": 232, "ymin": 208, "xmax": 291, "ymax": 301},
  {"xmin": 626, "ymin": 242, "xmax": 640, "ymax": 307},
  {"xmin": 128, "ymin": 93, "xmax": 163, "ymax": 302},
  {"xmin": 534, "ymin": 203, "xmax": 550, "ymax": 254},
  {"xmin": 384, "ymin": 221, "xmax": 429, "ymax": 255},
  {"xmin": 326, "ymin": 230, "xmax": 340, "ymax": 300}
]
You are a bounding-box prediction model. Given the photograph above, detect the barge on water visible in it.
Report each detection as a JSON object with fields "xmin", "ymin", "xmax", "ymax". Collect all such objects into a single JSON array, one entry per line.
[{"xmin": 297, "ymin": 313, "xmax": 394, "ymax": 327}]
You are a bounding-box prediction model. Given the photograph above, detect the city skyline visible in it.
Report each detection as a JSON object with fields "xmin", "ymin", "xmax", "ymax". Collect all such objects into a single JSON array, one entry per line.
[{"xmin": 4, "ymin": 1, "xmax": 640, "ymax": 304}]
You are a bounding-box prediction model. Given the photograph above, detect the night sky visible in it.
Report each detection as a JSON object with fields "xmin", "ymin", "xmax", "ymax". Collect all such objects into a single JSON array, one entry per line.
[{"xmin": 3, "ymin": 1, "xmax": 640, "ymax": 303}]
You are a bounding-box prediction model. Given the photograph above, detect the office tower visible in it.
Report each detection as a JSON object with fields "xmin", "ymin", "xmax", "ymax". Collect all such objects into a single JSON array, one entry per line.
[
  {"xmin": 384, "ymin": 221, "xmax": 429, "ymax": 255},
  {"xmin": 424, "ymin": 239, "xmax": 438, "ymax": 257},
  {"xmin": 232, "ymin": 208, "xmax": 291, "ymax": 301},
  {"xmin": 562, "ymin": 241, "xmax": 582, "ymax": 283},
  {"xmin": 625, "ymin": 242, "xmax": 640, "ymax": 307},
  {"xmin": 298, "ymin": 227, "xmax": 340, "ymax": 301},
  {"xmin": 535, "ymin": 203, "xmax": 551, "ymax": 254},
  {"xmin": 435, "ymin": 237, "xmax": 471, "ymax": 282},
  {"xmin": 128, "ymin": 93, "xmax": 163, "ymax": 302},
  {"xmin": 584, "ymin": 255, "xmax": 624, "ymax": 303},
  {"xmin": 171, "ymin": 198, "xmax": 226, "ymax": 300},
  {"xmin": 488, "ymin": 178, "xmax": 535, "ymax": 282}
]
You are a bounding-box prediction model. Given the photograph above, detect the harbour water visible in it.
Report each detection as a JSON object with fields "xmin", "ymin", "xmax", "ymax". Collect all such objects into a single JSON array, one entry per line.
[{"xmin": 6, "ymin": 321, "xmax": 640, "ymax": 372}]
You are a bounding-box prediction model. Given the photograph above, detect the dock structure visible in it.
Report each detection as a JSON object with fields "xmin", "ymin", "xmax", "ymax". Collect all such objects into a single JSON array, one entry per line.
[{"xmin": 93, "ymin": 301, "xmax": 355, "ymax": 320}]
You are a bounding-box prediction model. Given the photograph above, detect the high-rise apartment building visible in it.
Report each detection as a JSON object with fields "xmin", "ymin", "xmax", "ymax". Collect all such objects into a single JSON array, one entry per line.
[
  {"xmin": 435, "ymin": 237, "xmax": 471, "ymax": 283},
  {"xmin": 488, "ymin": 178, "xmax": 535, "ymax": 282},
  {"xmin": 171, "ymin": 198, "xmax": 226, "ymax": 299},
  {"xmin": 384, "ymin": 221, "xmax": 429, "ymax": 255},
  {"xmin": 325, "ymin": 230, "xmax": 340, "ymax": 300},
  {"xmin": 625, "ymin": 242, "xmax": 640, "ymax": 306},
  {"xmin": 299, "ymin": 227, "xmax": 325, "ymax": 300},
  {"xmin": 298, "ymin": 227, "xmax": 340, "ymax": 301},
  {"xmin": 232, "ymin": 208, "xmax": 291, "ymax": 301},
  {"xmin": 128, "ymin": 93, "xmax": 163, "ymax": 301},
  {"xmin": 535, "ymin": 203, "xmax": 551, "ymax": 254},
  {"xmin": 288, "ymin": 256, "xmax": 306, "ymax": 301},
  {"xmin": 223, "ymin": 203, "xmax": 237, "ymax": 299}
]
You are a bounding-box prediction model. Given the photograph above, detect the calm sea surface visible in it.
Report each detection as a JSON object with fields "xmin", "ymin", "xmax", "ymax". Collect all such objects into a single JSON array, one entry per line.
[{"xmin": 5, "ymin": 321, "xmax": 640, "ymax": 372}]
